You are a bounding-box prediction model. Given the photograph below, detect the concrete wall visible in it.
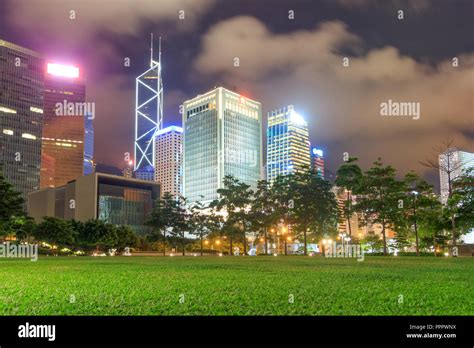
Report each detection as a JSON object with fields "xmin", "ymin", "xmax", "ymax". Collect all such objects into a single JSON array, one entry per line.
[
  {"xmin": 28, "ymin": 188, "xmax": 56, "ymax": 222},
  {"xmin": 74, "ymin": 174, "xmax": 97, "ymax": 222}
]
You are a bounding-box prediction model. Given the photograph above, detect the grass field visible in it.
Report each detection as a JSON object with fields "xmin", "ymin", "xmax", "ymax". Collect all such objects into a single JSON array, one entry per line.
[{"xmin": 0, "ymin": 256, "xmax": 472, "ymax": 315}]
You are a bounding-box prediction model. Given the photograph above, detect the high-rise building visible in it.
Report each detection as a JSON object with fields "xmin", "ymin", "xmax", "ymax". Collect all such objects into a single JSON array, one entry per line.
[
  {"xmin": 183, "ymin": 87, "xmax": 262, "ymax": 204},
  {"xmin": 311, "ymin": 147, "xmax": 325, "ymax": 178},
  {"xmin": 134, "ymin": 35, "xmax": 163, "ymax": 178},
  {"xmin": 439, "ymin": 148, "xmax": 474, "ymax": 204},
  {"xmin": 134, "ymin": 165, "xmax": 154, "ymax": 181},
  {"xmin": 266, "ymin": 105, "xmax": 311, "ymax": 183},
  {"xmin": 0, "ymin": 39, "xmax": 44, "ymax": 208},
  {"xmin": 154, "ymin": 125, "xmax": 183, "ymax": 198},
  {"xmin": 40, "ymin": 63, "xmax": 93, "ymax": 188}
]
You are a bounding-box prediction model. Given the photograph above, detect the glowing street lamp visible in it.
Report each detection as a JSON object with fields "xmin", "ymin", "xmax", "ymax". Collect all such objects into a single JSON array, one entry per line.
[{"xmin": 281, "ymin": 226, "xmax": 289, "ymax": 255}]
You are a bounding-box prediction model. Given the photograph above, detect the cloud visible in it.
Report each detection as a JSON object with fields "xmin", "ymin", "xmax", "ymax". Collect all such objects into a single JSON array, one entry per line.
[
  {"xmin": 3, "ymin": 0, "xmax": 216, "ymax": 168},
  {"xmin": 335, "ymin": 0, "xmax": 432, "ymax": 13},
  {"xmin": 6, "ymin": 0, "xmax": 216, "ymax": 40},
  {"xmin": 194, "ymin": 16, "xmax": 474, "ymax": 180}
]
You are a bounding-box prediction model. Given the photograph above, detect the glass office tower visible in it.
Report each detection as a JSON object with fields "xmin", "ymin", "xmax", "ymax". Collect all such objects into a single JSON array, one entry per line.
[
  {"xmin": 41, "ymin": 63, "xmax": 93, "ymax": 188},
  {"xmin": 84, "ymin": 116, "xmax": 94, "ymax": 175},
  {"xmin": 183, "ymin": 87, "xmax": 262, "ymax": 204},
  {"xmin": 0, "ymin": 39, "xmax": 44, "ymax": 208},
  {"xmin": 266, "ymin": 105, "xmax": 311, "ymax": 183}
]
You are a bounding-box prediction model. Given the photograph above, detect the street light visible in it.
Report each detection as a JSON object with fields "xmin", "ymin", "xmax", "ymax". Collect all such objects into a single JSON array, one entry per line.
[
  {"xmin": 411, "ymin": 190, "xmax": 420, "ymax": 256},
  {"xmin": 281, "ymin": 226, "xmax": 288, "ymax": 255}
]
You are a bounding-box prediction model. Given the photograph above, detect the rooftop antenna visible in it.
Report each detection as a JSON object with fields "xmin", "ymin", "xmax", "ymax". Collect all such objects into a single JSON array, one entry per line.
[
  {"xmin": 150, "ymin": 33, "xmax": 154, "ymax": 68},
  {"xmin": 158, "ymin": 36, "xmax": 162, "ymax": 66}
]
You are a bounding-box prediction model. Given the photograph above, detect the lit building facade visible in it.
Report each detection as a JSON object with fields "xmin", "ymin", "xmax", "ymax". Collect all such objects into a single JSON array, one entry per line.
[
  {"xmin": 40, "ymin": 63, "xmax": 93, "ymax": 188},
  {"xmin": 0, "ymin": 39, "xmax": 44, "ymax": 208},
  {"xmin": 439, "ymin": 148, "xmax": 474, "ymax": 204},
  {"xmin": 266, "ymin": 105, "xmax": 311, "ymax": 183},
  {"xmin": 183, "ymin": 87, "xmax": 262, "ymax": 204},
  {"xmin": 154, "ymin": 125, "xmax": 183, "ymax": 198},
  {"xmin": 134, "ymin": 165, "xmax": 155, "ymax": 181},
  {"xmin": 134, "ymin": 36, "xmax": 163, "ymax": 178},
  {"xmin": 311, "ymin": 147, "xmax": 325, "ymax": 178},
  {"xmin": 29, "ymin": 173, "xmax": 160, "ymax": 234}
]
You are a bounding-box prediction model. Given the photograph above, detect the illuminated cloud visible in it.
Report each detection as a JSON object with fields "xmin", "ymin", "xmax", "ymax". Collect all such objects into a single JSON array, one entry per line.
[{"xmin": 194, "ymin": 16, "xmax": 474, "ymax": 177}]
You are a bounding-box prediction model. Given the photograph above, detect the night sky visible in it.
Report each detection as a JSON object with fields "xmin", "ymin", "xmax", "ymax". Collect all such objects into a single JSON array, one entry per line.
[{"xmin": 1, "ymin": 0, "xmax": 473, "ymax": 188}]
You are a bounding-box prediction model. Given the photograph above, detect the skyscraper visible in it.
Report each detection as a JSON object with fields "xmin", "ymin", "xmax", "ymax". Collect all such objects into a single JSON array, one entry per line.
[
  {"xmin": 40, "ymin": 62, "xmax": 94, "ymax": 188},
  {"xmin": 183, "ymin": 87, "xmax": 262, "ymax": 204},
  {"xmin": 154, "ymin": 125, "xmax": 183, "ymax": 198},
  {"xmin": 439, "ymin": 148, "xmax": 474, "ymax": 204},
  {"xmin": 266, "ymin": 105, "xmax": 311, "ymax": 183},
  {"xmin": 311, "ymin": 147, "xmax": 325, "ymax": 178},
  {"xmin": 0, "ymin": 39, "xmax": 44, "ymax": 208},
  {"xmin": 134, "ymin": 35, "xmax": 163, "ymax": 179}
]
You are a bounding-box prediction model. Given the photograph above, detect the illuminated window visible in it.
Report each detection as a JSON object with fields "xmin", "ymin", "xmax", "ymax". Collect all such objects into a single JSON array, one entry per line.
[
  {"xmin": 0, "ymin": 106, "xmax": 17, "ymax": 114},
  {"xmin": 30, "ymin": 106, "xmax": 44, "ymax": 114},
  {"xmin": 22, "ymin": 133, "xmax": 37, "ymax": 140}
]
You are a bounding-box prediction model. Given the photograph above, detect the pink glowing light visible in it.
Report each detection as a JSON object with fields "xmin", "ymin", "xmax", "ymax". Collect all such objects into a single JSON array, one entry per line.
[{"xmin": 47, "ymin": 63, "xmax": 80, "ymax": 78}]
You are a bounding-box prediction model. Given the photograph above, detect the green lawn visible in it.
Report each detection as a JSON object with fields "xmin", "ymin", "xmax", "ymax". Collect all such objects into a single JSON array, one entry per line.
[{"xmin": 0, "ymin": 256, "xmax": 472, "ymax": 315}]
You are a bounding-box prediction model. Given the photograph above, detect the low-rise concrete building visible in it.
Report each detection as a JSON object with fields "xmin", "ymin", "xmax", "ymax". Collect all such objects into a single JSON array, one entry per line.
[{"xmin": 28, "ymin": 173, "xmax": 160, "ymax": 234}]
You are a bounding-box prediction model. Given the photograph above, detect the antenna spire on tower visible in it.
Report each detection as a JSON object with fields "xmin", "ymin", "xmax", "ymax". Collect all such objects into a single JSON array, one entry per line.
[
  {"xmin": 150, "ymin": 33, "xmax": 154, "ymax": 68},
  {"xmin": 158, "ymin": 36, "xmax": 162, "ymax": 65}
]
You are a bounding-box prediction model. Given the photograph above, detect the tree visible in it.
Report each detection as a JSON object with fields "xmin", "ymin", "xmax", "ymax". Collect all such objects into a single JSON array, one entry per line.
[
  {"xmin": 116, "ymin": 225, "xmax": 138, "ymax": 251},
  {"xmin": 449, "ymin": 168, "xmax": 474, "ymax": 232},
  {"xmin": 211, "ymin": 176, "xmax": 253, "ymax": 255},
  {"xmin": 78, "ymin": 219, "xmax": 118, "ymax": 251},
  {"xmin": 418, "ymin": 201, "xmax": 446, "ymax": 256},
  {"xmin": 189, "ymin": 198, "xmax": 211, "ymax": 256},
  {"xmin": 361, "ymin": 233, "xmax": 384, "ymax": 253},
  {"xmin": 146, "ymin": 192, "xmax": 176, "ymax": 256},
  {"xmin": 269, "ymin": 174, "xmax": 294, "ymax": 254},
  {"xmin": 35, "ymin": 217, "xmax": 76, "ymax": 248},
  {"xmin": 0, "ymin": 172, "xmax": 25, "ymax": 236},
  {"xmin": 251, "ymin": 180, "xmax": 278, "ymax": 255},
  {"xmin": 399, "ymin": 171, "xmax": 439, "ymax": 255},
  {"xmin": 288, "ymin": 169, "xmax": 338, "ymax": 255},
  {"xmin": 356, "ymin": 158, "xmax": 404, "ymax": 256},
  {"xmin": 335, "ymin": 157, "xmax": 363, "ymax": 238},
  {"xmin": 156, "ymin": 193, "xmax": 189, "ymax": 256},
  {"xmin": 420, "ymin": 139, "xmax": 467, "ymax": 247},
  {"xmin": 3, "ymin": 216, "xmax": 36, "ymax": 242}
]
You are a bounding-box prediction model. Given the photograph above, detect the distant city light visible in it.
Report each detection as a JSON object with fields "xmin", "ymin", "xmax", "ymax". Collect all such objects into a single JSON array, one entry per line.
[
  {"xmin": 289, "ymin": 110, "xmax": 306, "ymax": 125},
  {"xmin": 47, "ymin": 63, "xmax": 79, "ymax": 78},
  {"xmin": 312, "ymin": 148, "xmax": 323, "ymax": 157}
]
